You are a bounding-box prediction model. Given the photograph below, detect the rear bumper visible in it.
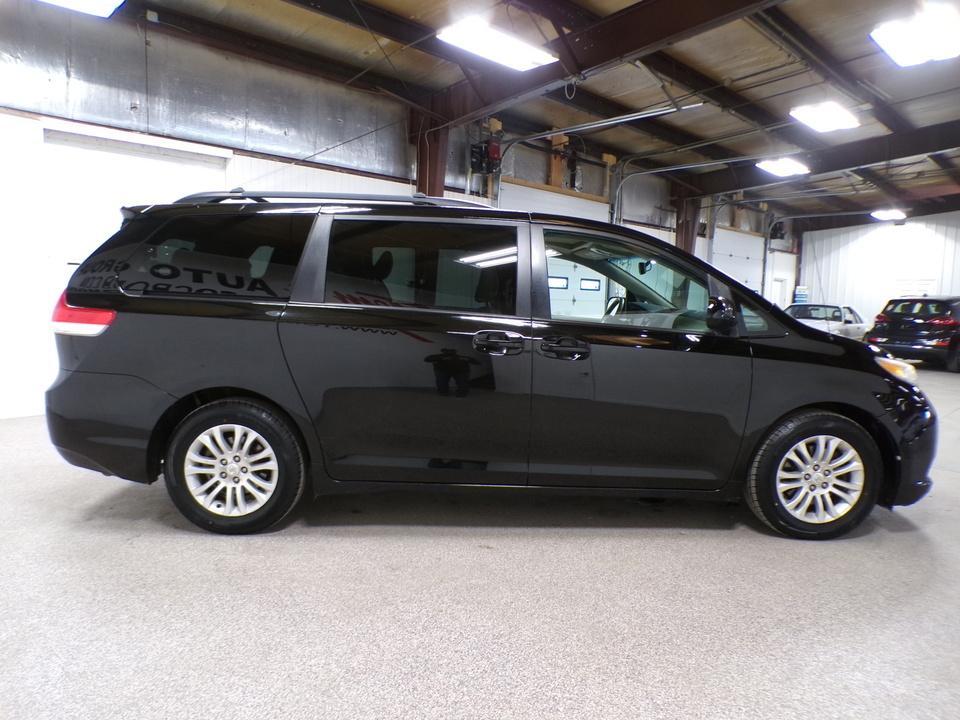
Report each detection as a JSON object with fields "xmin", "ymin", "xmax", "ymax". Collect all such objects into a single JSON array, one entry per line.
[
  {"xmin": 871, "ymin": 341, "xmax": 949, "ymax": 362},
  {"xmin": 46, "ymin": 369, "xmax": 176, "ymax": 483}
]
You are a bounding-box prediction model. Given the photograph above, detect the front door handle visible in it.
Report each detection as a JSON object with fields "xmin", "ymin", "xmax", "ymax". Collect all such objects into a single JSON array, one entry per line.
[
  {"xmin": 473, "ymin": 330, "xmax": 525, "ymax": 356},
  {"xmin": 539, "ymin": 336, "xmax": 590, "ymax": 361}
]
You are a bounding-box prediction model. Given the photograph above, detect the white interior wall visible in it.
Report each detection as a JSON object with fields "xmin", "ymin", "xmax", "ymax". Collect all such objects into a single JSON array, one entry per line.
[
  {"xmin": 801, "ymin": 212, "xmax": 960, "ymax": 320},
  {"xmin": 623, "ymin": 223, "xmax": 676, "ymax": 246},
  {"xmin": 499, "ymin": 182, "xmax": 609, "ymax": 222},
  {"xmin": 763, "ymin": 251, "xmax": 799, "ymax": 308},
  {"xmin": 0, "ymin": 111, "xmax": 416, "ymax": 419}
]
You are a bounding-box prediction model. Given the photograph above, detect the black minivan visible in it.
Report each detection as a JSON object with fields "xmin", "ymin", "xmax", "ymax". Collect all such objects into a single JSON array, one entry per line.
[{"xmin": 47, "ymin": 191, "xmax": 936, "ymax": 539}]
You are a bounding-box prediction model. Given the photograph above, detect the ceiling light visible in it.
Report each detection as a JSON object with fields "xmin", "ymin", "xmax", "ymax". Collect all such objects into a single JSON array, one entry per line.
[
  {"xmin": 475, "ymin": 255, "xmax": 518, "ymax": 268},
  {"xmin": 870, "ymin": 2, "xmax": 960, "ymax": 67},
  {"xmin": 437, "ymin": 16, "xmax": 558, "ymax": 71},
  {"xmin": 871, "ymin": 209, "xmax": 907, "ymax": 221},
  {"xmin": 36, "ymin": 0, "xmax": 125, "ymax": 17},
  {"xmin": 458, "ymin": 246, "xmax": 516, "ymax": 264},
  {"xmin": 756, "ymin": 157, "xmax": 811, "ymax": 178},
  {"xmin": 789, "ymin": 101, "xmax": 860, "ymax": 133}
]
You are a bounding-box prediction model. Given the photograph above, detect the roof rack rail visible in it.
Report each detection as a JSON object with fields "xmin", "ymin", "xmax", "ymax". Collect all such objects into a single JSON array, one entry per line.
[{"xmin": 173, "ymin": 189, "xmax": 491, "ymax": 208}]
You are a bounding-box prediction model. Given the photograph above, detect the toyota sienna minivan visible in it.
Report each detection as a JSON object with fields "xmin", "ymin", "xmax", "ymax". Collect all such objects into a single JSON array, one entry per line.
[{"xmin": 47, "ymin": 190, "xmax": 937, "ymax": 539}]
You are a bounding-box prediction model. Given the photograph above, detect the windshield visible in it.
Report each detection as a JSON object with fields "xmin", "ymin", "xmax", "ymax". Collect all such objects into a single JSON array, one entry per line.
[{"xmin": 785, "ymin": 304, "xmax": 842, "ymax": 321}]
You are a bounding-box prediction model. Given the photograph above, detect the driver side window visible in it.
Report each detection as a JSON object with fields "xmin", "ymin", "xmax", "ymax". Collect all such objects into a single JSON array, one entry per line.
[{"xmin": 543, "ymin": 230, "xmax": 711, "ymax": 333}]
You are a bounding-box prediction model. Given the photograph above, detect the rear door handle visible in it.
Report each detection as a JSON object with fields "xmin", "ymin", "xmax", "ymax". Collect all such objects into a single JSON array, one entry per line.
[
  {"xmin": 539, "ymin": 336, "xmax": 590, "ymax": 361},
  {"xmin": 473, "ymin": 330, "xmax": 525, "ymax": 356}
]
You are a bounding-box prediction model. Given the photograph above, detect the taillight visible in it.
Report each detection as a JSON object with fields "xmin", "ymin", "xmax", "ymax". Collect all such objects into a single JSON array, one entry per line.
[
  {"xmin": 874, "ymin": 313, "xmax": 890, "ymax": 323},
  {"xmin": 52, "ymin": 291, "xmax": 116, "ymax": 337},
  {"xmin": 929, "ymin": 316, "xmax": 959, "ymax": 327}
]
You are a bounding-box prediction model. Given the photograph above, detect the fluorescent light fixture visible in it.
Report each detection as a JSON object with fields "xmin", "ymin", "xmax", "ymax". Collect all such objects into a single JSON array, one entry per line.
[
  {"xmin": 437, "ymin": 16, "xmax": 558, "ymax": 71},
  {"xmin": 789, "ymin": 101, "xmax": 860, "ymax": 133},
  {"xmin": 870, "ymin": 2, "xmax": 960, "ymax": 67},
  {"xmin": 756, "ymin": 157, "xmax": 811, "ymax": 178},
  {"xmin": 475, "ymin": 255, "xmax": 517, "ymax": 268},
  {"xmin": 36, "ymin": 0, "xmax": 125, "ymax": 18},
  {"xmin": 871, "ymin": 208, "xmax": 907, "ymax": 221},
  {"xmin": 458, "ymin": 246, "xmax": 516, "ymax": 264}
]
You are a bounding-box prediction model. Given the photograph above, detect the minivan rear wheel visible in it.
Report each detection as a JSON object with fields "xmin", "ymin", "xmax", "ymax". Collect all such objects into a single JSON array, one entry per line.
[
  {"xmin": 164, "ymin": 399, "xmax": 306, "ymax": 534},
  {"xmin": 745, "ymin": 411, "xmax": 881, "ymax": 539}
]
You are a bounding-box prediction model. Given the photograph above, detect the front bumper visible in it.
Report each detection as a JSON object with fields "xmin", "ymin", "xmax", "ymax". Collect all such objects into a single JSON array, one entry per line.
[
  {"xmin": 876, "ymin": 380, "xmax": 937, "ymax": 507},
  {"xmin": 46, "ymin": 369, "xmax": 177, "ymax": 483}
]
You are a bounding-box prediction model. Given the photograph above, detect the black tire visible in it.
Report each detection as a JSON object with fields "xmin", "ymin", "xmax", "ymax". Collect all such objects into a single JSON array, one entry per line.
[
  {"xmin": 946, "ymin": 343, "xmax": 960, "ymax": 373},
  {"xmin": 745, "ymin": 411, "xmax": 881, "ymax": 540},
  {"xmin": 164, "ymin": 399, "xmax": 306, "ymax": 534}
]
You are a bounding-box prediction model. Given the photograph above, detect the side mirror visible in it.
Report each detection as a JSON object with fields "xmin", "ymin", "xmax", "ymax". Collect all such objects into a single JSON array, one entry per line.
[{"xmin": 706, "ymin": 296, "xmax": 738, "ymax": 333}]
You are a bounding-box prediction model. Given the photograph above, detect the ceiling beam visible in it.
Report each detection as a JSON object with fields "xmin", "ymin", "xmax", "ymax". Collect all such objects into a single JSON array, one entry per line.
[
  {"xmin": 799, "ymin": 192, "xmax": 960, "ymax": 233},
  {"xmin": 288, "ymin": 0, "xmax": 513, "ymax": 77},
  {"xmin": 426, "ymin": 0, "xmax": 785, "ymax": 125},
  {"xmin": 750, "ymin": 7, "xmax": 960, "ymax": 188},
  {"xmin": 639, "ymin": 53, "xmax": 820, "ymax": 151},
  {"xmin": 118, "ymin": 2, "xmax": 432, "ymax": 108},
  {"xmin": 544, "ymin": 89, "xmax": 740, "ymax": 161},
  {"xmin": 504, "ymin": 0, "xmax": 598, "ymax": 31},
  {"xmin": 691, "ymin": 118, "xmax": 960, "ymax": 196},
  {"xmin": 638, "ymin": 53, "xmax": 913, "ymax": 203},
  {"xmin": 295, "ymin": 0, "xmax": 780, "ymax": 160},
  {"xmin": 750, "ymin": 8, "xmax": 911, "ymax": 132}
]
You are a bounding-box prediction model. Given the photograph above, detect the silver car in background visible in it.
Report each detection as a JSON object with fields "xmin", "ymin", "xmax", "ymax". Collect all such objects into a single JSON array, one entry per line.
[{"xmin": 784, "ymin": 303, "xmax": 868, "ymax": 340}]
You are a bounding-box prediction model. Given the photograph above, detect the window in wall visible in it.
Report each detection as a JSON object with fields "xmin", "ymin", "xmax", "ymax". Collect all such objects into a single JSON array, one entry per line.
[
  {"xmin": 115, "ymin": 212, "xmax": 313, "ymax": 299},
  {"xmin": 544, "ymin": 230, "xmax": 711, "ymax": 332},
  {"xmin": 325, "ymin": 220, "xmax": 518, "ymax": 315}
]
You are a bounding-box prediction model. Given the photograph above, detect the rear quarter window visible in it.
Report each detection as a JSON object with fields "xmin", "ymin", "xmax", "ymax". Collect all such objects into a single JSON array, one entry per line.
[
  {"xmin": 69, "ymin": 218, "xmax": 162, "ymax": 296},
  {"xmin": 119, "ymin": 212, "xmax": 313, "ymax": 300},
  {"xmin": 70, "ymin": 212, "xmax": 315, "ymax": 300}
]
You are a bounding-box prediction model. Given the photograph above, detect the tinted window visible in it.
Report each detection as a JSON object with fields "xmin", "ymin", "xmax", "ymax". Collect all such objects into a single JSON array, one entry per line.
[
  {"xmin": 544, "ymin": 230, "xmax": 711, "ymax": 332},
  {"xmin": 884, "ymin": 299, "xmax": 949, "ymax": 316},
  {"xmin": 69, "ymin": 217, "xmax": 163, "ymax": 295},
  {"xmin": 739, "ymin": 299, "xmax": 771, "ymax": 333},
  {"xmin": 325, "ymin": 220, "xmax": 518, "ymax": 315},
  {"xmin": 785, "ymin": 304, "xmax": 840, "ymax": 321},
  {"xmin": 115, "ymin": 212, "xmax": 313, "ymax": 299}
]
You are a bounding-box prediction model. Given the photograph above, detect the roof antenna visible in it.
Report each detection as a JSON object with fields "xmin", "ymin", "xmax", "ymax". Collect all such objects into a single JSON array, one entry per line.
[{"xmin": 229, "ymin": 186, "xmax": 244, "ymax": 193}]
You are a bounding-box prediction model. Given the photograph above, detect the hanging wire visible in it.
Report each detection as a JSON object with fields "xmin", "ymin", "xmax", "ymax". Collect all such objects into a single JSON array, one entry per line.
[{"xmin": 237, "ymin": 118, "xmax": 405, "ymax": 187}]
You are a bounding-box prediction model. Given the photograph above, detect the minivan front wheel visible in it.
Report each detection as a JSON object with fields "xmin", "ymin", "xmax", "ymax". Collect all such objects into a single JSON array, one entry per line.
[
  {"xmin": 746, "ymin": 411, "xmax": 881, "ymax": 539},
  {"xmin": 164, "ymin": 400, "xmax": 306, "ymax": 534}
]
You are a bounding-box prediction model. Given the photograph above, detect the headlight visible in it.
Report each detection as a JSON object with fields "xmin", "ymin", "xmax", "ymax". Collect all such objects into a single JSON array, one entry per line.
[{"xmin": 875, "ymin": 356, "xmax": 918, "ymax": 384}]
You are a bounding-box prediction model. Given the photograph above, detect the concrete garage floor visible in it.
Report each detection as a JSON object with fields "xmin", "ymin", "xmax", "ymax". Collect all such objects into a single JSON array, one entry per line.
[{"xmin": 1, "ymin": 372, "xmax": 958, "ymax": 720}]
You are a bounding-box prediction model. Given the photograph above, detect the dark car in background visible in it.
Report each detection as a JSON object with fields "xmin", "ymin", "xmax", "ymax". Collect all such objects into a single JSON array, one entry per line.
[
  {"xmin": 46, "ymin": 191, "xmax": 937, "ymax": 540},
  {"xmin": 867, "ymin": 297, "xmax": 960, "ymax": 372}
]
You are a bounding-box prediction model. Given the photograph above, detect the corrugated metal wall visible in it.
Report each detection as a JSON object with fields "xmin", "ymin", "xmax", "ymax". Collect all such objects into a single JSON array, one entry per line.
[
  {"xmin": 0, "ymin": 0, "xmax": 682, "ymax": 209},
  {"xmin": 801, "ymin": 211, "xmax": 960, "ymax": 318},
  {"xmin": 0, "ymin": 0, "xmax": 428, "ymax": 182}
]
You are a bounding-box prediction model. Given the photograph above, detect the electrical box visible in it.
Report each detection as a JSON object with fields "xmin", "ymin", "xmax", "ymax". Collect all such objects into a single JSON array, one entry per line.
[{"xmin": 470, "ymin": 139, "xmax": 502, "ymax": 175}]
